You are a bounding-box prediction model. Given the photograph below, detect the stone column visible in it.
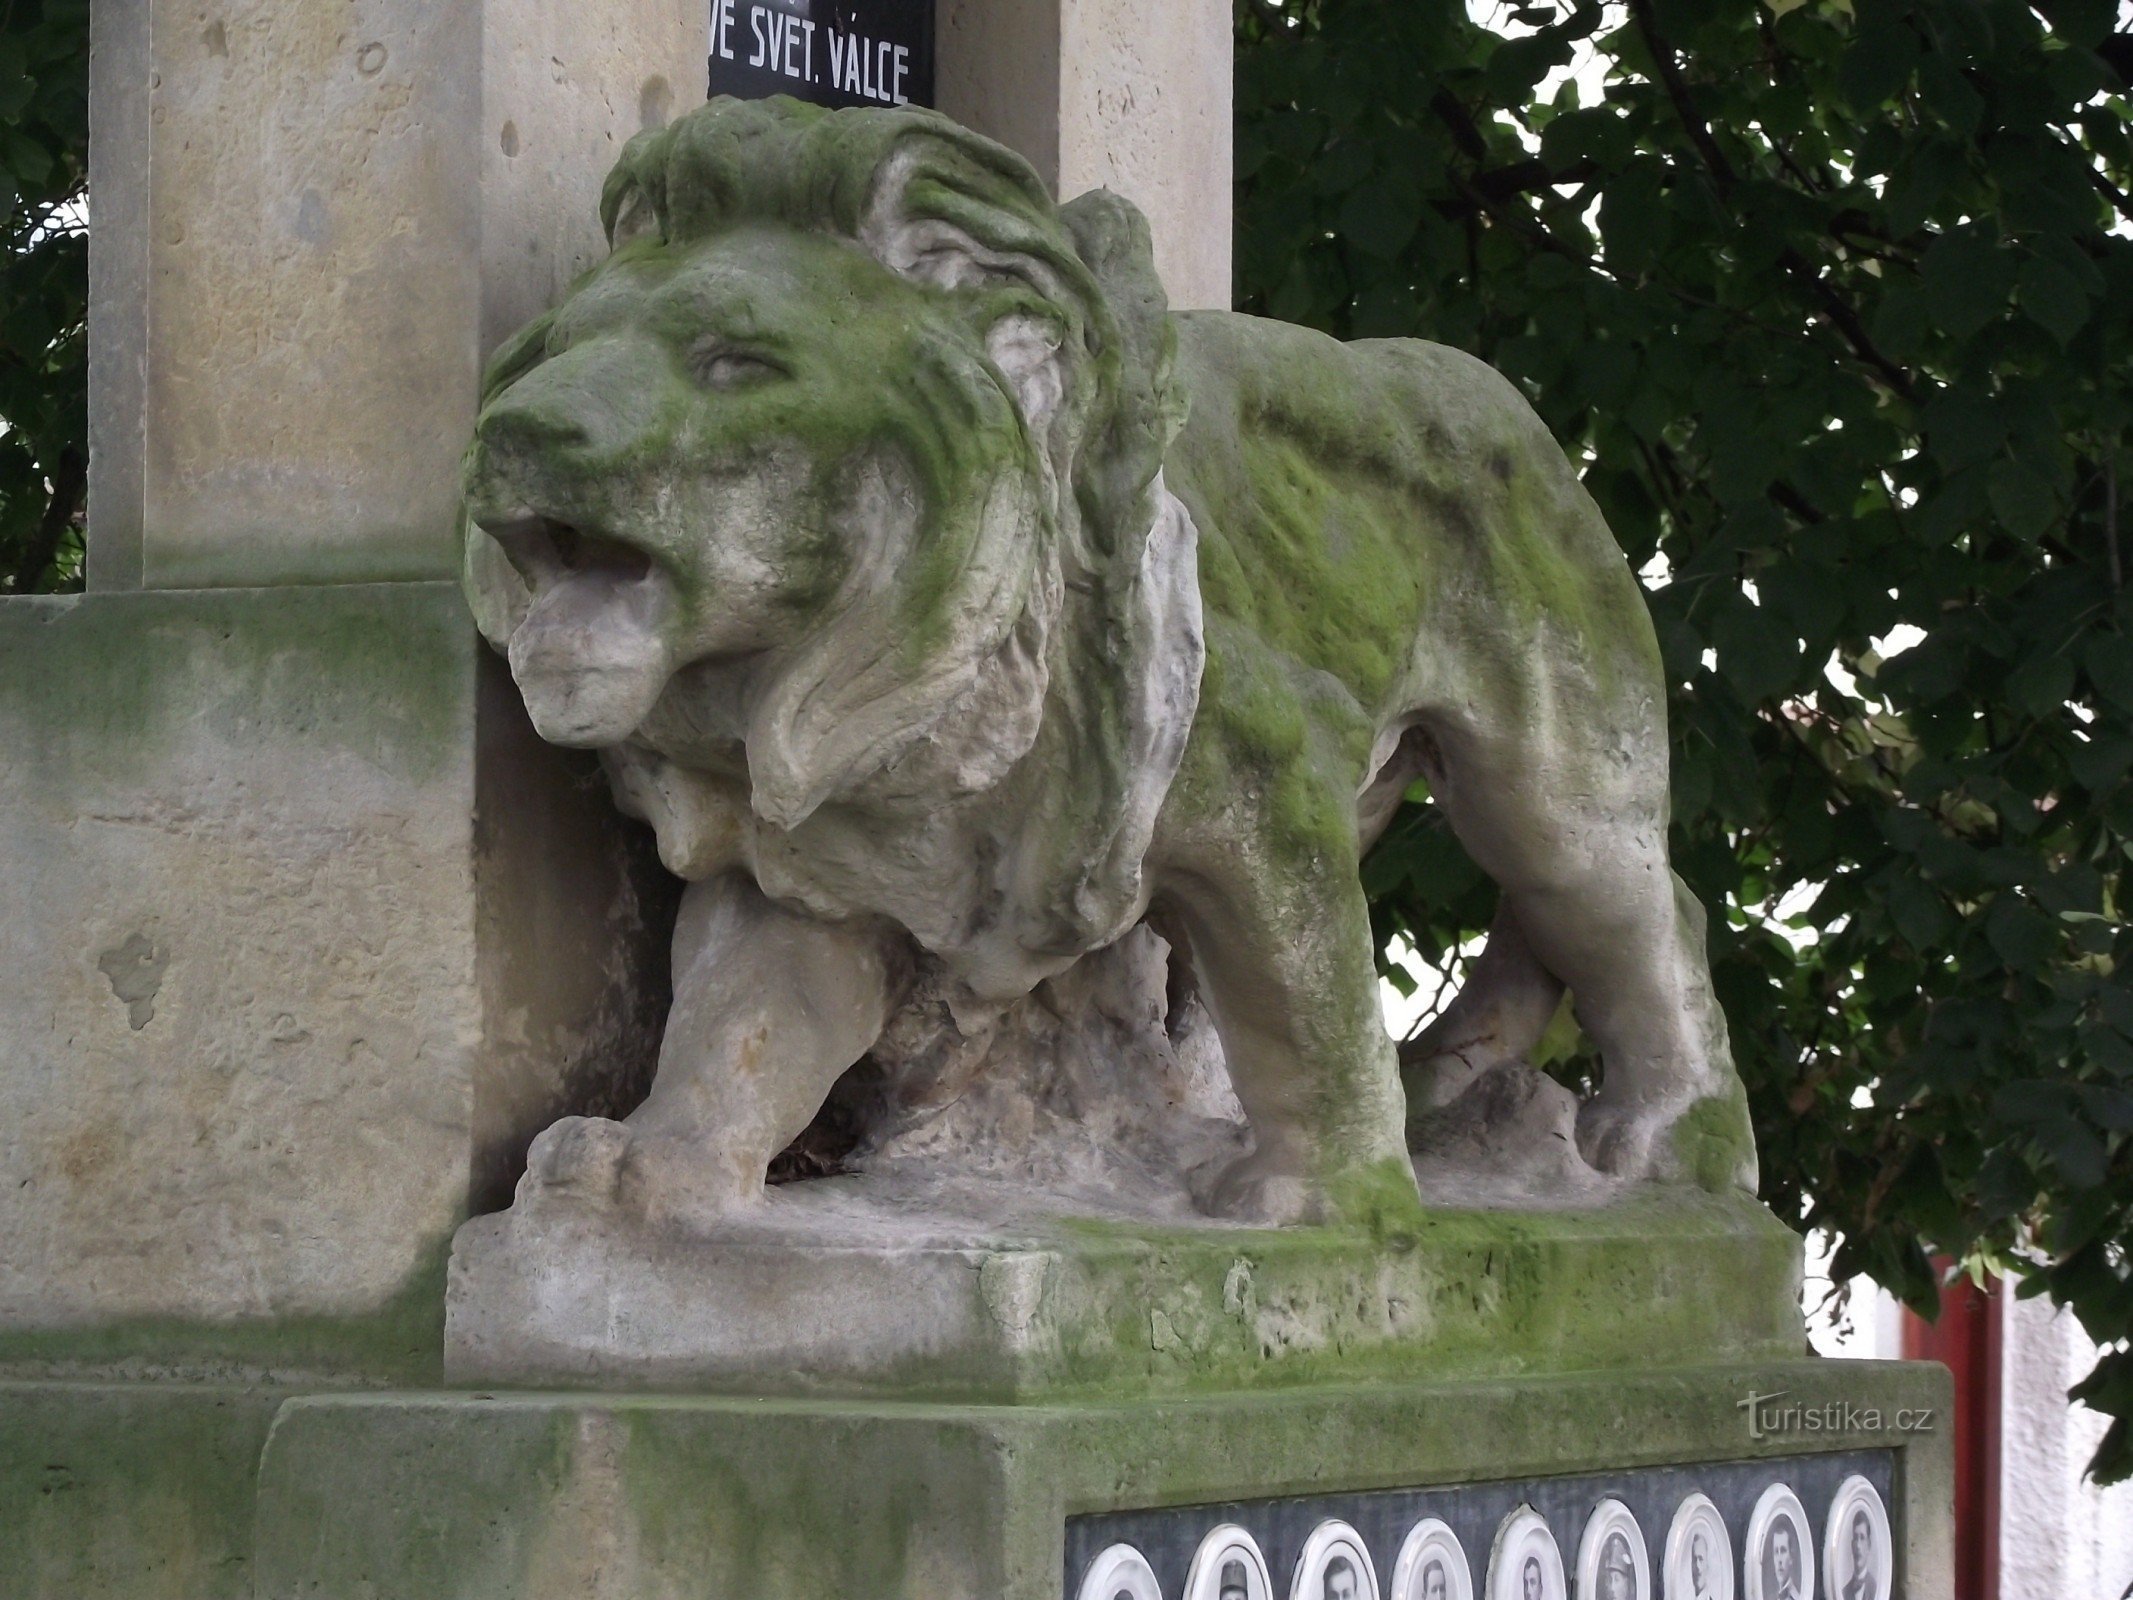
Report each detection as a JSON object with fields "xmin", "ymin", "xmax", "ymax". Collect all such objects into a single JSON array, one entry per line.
[
  {"xmin": 87, "ymin": 0, "xmax": 705, "ymax": 591},
  {"xmin": 0, "ymin": 1, "xmax": 700, "ymax": 1373},
  {"xmin": 936, "ymin": 0, "xmax": 1232, "ymax": 311}
]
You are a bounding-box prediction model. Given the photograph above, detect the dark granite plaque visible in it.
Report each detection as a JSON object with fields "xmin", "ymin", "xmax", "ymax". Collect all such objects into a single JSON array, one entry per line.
[
  {"xmin": 707, "ymin": 0, "xmax": 933, "ymax": 109},
  {"xmin": 1065, "ymin": 1450, "xmax": 1898, "ymax": 1600}
]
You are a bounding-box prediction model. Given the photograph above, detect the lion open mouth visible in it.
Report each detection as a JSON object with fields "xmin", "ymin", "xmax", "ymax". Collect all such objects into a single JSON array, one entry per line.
[{"xmin": 477, "ymin": 509, "xmax": 656, "ymax": 590}]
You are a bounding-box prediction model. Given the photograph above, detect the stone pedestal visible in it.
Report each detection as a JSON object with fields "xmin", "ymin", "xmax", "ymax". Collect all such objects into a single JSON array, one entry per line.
[
  {"xmin": 17, "ymin": 0, "xmax": 1237, "ymax": 1366},
  {"xmin": 444, "ymin": 1188, "xmax": 1804, "ymax": 1397},
  {"xmin": 1, "ymin": 1361, "xmax": 1952, "ymax": 1599}
]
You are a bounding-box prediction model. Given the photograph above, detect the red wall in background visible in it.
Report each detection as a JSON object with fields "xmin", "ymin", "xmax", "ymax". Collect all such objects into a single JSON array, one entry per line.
[{"xmin": 1903, "ymin": 1269, "xmax": 2003, "ymax": 1600}]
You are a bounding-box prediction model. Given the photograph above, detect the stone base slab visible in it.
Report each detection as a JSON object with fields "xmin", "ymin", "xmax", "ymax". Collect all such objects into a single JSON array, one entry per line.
[
  {"xmin": 0, "ymin": 1361, "xmax": 1952, "ymax": 1598},
  {"xmin": 445, "ymin": 1184, "xmax": 1807, "ymax": 1397}
]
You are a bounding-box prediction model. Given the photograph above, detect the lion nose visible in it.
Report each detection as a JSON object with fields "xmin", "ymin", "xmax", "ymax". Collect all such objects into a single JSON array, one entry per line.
[{"xmin": 477, "ymin": 335, "xmax": 670, "ymax": 463}]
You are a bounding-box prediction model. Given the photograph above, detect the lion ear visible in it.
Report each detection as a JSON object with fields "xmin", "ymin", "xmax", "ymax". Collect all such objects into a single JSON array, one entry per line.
[{"xmin": 1057, "ymin": 189, "xmax": 1185, "ymax": 557}]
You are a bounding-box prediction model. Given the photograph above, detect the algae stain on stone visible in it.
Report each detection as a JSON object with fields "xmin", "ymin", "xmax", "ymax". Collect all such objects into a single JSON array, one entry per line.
[
  {"xmin": 521, "ymin": 1410, "xmax": 639, "ymax": 1600},
  {"xmin": 1668, "ymin": 1082, "xmax": 1759, "ymax": 1194},
  {"xmin": 96, "ymin": 932, "xmax": 167, "ymax": 1031}
]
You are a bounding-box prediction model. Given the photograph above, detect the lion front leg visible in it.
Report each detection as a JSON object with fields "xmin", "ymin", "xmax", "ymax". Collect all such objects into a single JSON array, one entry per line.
[
  {"xmin": 1162, "ymin": 841, "xmax": 1421, "ymax": 1230},
  {"xmin": 519, "ymin": 872, "xmax": 894, "ymax": 1226}
]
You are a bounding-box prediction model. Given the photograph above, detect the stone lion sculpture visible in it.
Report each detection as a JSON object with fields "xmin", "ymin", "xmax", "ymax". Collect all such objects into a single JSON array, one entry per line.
[{"xmin": 461, "ymin": 96, "xmax": 1754, "ymax": 1229}]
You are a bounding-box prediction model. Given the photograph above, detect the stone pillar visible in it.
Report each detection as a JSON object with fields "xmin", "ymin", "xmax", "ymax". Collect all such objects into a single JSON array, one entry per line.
[
  {"xmin": 0, "ymin": 1, "xmax": 701, "ymax": 1373},
  {"xmin": 86, "ymin": 0, "xmax": 704, "ymax": 591},
  {"xmin": 936, "ymin": 0, "xmax": 1232, "ymax": 311}
]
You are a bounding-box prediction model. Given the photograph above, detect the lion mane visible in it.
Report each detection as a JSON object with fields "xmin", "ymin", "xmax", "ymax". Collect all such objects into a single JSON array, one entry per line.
[{"xmin": 464, "ymin": 97, "xmax": 1206, "ymax": 996}]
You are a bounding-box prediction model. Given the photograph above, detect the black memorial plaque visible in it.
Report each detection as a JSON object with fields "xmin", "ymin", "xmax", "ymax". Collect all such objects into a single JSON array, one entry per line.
[
  {"xmin": 1065, "ymin": 1449, "xmax": 1900, "ymax": 1599},
  {"xmin": 707, "ymin": 0, "xmax": 934, "ymax": 109}
]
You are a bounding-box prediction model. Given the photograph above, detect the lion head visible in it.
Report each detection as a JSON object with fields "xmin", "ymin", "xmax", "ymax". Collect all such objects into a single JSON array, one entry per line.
[{"xmin": 462, "ymin": 96, "xmax": 1193, "ymax": 854}]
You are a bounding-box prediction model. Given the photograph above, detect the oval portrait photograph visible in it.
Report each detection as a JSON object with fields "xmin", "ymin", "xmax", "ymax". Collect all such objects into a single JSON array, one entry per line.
[
  {"xmin": 1388, "ymin": 1517, "xmax": 1474, "ymax": 1600},
  {"xmin": 1485, "ymin": 1506, "xmax": 1566, "ymax": 1600},
  {"xmin": 1079, "ymin": 1542, "xmax": 1166, "ymax": 1600},
  {"xmin": 1661, "ymin": 1493, "xmax": 1734, "ymax": 1600},
  {"xmin": 1185, "ymin": 1524, "xmax": 1275, "ymax": 1600},
  {"xmin": 1822, "ymin": 1476, "xmax": 1893, "ymax": 1600},
  {"xmin": 1291, "ymin": 1518, "xmax": 1380, "ymax": 1600},
  {"xmin": 1573, "ymin": 1498, "xmax": 1650, "ymax": 1600},
  {"xmin": 1741, "ymin": 1484, "xmax": 1815, "ymax": 1600}
]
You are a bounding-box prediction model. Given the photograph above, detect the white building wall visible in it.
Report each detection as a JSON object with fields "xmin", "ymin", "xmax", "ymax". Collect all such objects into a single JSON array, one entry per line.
[{"xmin": 1999, "ymin": 1293, "xmax": 2133, "ymax": 1600}]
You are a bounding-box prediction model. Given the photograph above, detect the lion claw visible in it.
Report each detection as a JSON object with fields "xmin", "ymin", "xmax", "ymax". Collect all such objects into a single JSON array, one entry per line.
[
  {"xmin": 519, "ymin": 1116, "xmax": 633, "ymax": 1211},
  {"xmin": 517, "ymin": 1115, "xmax": 767, "ymax": 1229},
  {"xmin": 1574, "ymin": 1098, "xmax": 1664, "ymax": 1180}
]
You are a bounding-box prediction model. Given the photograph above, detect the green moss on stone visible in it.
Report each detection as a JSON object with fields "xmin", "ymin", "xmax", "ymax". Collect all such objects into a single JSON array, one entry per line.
[
  {"xmin": 241, "ymin": 1360, "xmax": 1951, "ymax": 1599},
  {"xmin": 0, "ymin": 1381, "xmax": 288, "ymax": 1600},
  {"xmin": 0, "ymin": 585, "xmax": 476, "ymax": 788},
  {"xmin": 1669, "ymin": 1081, "xmax": 1760, "ymax": 1194},
  {"xmin": 0, "ymin": 1233, "xmax": 451, "ymax": 1389},
  {"xmin": 1021, "ymin": 1190, "xmax": 1801, "ymax": 1402}
]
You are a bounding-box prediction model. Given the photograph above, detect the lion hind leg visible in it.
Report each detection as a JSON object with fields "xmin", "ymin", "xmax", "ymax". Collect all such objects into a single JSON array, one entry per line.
[{"xmin": 1420, "ymin": 718, "xmax": 1756, "ymax": 1194}]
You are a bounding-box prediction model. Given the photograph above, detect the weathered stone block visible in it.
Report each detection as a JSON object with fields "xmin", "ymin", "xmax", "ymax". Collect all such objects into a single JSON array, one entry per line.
[
  {"xmin": 240, "ymin": 1362, "xmax": 1953, "ymax": 1599},
  {"xmin": 86, "ymin": 0, "xmax": 706, "ymax": 589},
  {"xmin": 937, "ymin": 0, "xmax": 1231, "ymax": 310},
  {"xmin": 445, "ymin": 1188, "xmax": 1806, "ymax": 1397},
  {"xmin": 0, "ymin": 1381, "xmax": 285, "ymax": 1600},
  {"xmin": 0, "ymin": 585, "xmax": 671, "ymax": 1375}
]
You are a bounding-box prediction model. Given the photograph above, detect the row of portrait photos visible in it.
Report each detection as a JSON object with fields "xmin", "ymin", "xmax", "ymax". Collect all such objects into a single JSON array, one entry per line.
[{"xmin": 1077, "ymin": 1476, "xmax": 1893, "ymax": 1600}]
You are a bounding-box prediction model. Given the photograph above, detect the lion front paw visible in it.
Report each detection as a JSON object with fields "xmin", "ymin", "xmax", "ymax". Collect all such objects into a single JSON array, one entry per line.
[
  {"xmin": 516, "ymin": 1115, "xmax": 765, "ymax": 1227},
  {"xmin": 520, "ymin": 1115, "xmax": 634, "ymax": 1210}
]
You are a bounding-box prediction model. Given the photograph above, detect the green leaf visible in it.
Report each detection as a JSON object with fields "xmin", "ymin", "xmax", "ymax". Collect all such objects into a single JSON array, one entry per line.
[
  {"xmin": 3, "ymin": 130, "xmax": 51, "ymax": 187},
  {"xmin": 1987, "ymin": 457, "xmax": 2061, "ymax": 542},
  {"xmin": 1921, "ymin": 232, "xmax": 2015, "ymax": 341},
  {"xmin": 1987, "ymin": 896, "xmax": 2059, "ymax": 970},
  {"xmin": 2017, "ymin": 256, "xmax": 2094, "ymax": 345},
  {"xmin": 2006, "ymin": 651, "xmax": 2076, "ymax": 717},
  {"xmin": 2083, "ymin": 635, "xmax": 2133, "ymax": 713},
  {"xmin": 1839, "ymin": 15, "xmax": 1922, "ymax": 109},
  {"xmin": 2067, "ymin": 735, "xmax": 2133, "ymax": 792},
  {"xmin": 1710, "ymin": 601, "xmax": 1803, "ymax": 702},
  {"xmin": 1338, "ymin": 169, "xmax": 1422, "ymax": 259},
  {"xmin": 1888, "ymin": 876, "xmax": 1953, "ymax": 949}
]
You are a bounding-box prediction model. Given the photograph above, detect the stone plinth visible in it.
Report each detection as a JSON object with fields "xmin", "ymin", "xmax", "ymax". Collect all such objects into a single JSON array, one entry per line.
[
  {"xmin": 0, "ymin": 586, "xmax": 672, "ymax": 1374},
  {"xmin": 216, "ymin": 1361, "xmax": 1942, "ymax": 1598},
  {"xmin": 444, "ymin": 1185, "xmax": 1804, "ymax": 1396},
  {"xmin": 0, "ymin": 1382, "xmax": 284, "ymax": 1600},
  {"xmin": 0, "ymin": 1359, "xmax": 1956, "ymax": 1598}
]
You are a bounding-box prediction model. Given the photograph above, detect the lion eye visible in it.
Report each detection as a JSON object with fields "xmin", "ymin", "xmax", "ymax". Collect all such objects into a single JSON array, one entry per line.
[{"xmin": 690, "ymin": 344, "xmax": 786, "ymax": 391}]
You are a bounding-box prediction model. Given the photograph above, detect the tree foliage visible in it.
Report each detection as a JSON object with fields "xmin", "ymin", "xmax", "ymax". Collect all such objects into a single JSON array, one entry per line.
[
  {"xmin": 0, "ymin": 0, "xmax": 87, "ymax": 594},
  {"xmin": 1239, "ymin": 0, "xmax": 2133, "ymax": 1479}
]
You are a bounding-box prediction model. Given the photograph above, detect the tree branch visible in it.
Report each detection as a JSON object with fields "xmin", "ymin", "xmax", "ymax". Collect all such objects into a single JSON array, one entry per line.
[
  {"xmin": 12, "ymin": 445, "xmax": 84, "ymax": 593},
  {"xmin": 1628, "ymin": 0, "xmax": 1739, "ymax": 188}
]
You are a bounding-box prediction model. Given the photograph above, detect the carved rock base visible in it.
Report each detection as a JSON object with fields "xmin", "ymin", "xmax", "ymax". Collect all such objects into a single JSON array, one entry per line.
[{"xmin": 444, "ymin": 1178, "xmax": 1805, "ymax": 1396}]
